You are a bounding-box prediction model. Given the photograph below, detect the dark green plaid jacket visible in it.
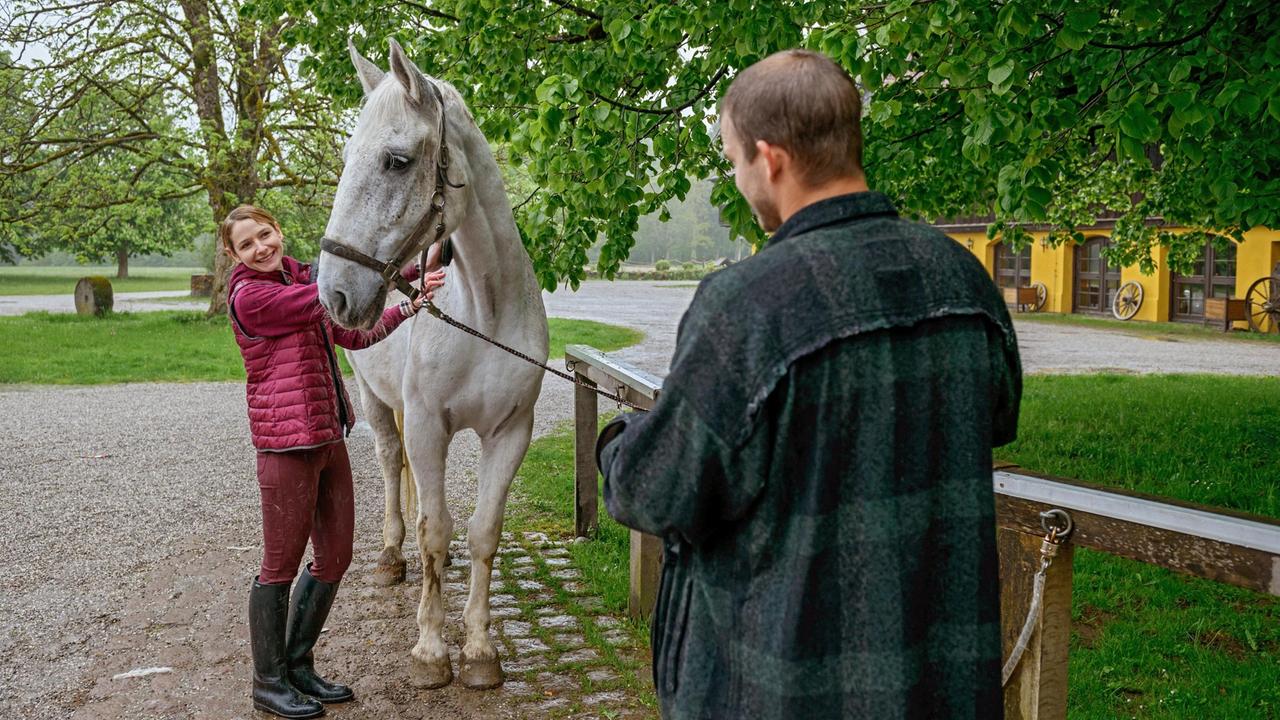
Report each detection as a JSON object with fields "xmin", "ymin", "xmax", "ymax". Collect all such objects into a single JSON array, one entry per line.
[{"xmin": 598, "ymin": 192, "xmax": 1021, "ymax": 720}]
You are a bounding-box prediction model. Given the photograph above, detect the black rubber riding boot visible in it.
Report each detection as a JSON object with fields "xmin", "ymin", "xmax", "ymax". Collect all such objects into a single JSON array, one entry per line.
[
  {"xmin": 249, "ymin": 578, "xmax": 325, "ymax": 719},
  {"xmin": 285, "ymin": 566, "xmax": 354, "ymax": 704}
]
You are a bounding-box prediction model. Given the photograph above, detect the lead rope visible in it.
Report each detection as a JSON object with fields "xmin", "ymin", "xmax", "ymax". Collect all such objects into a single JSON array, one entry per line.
[
  {"xmin": 1002, "ymin": 509, "xmax": 1074, "ymax": 687},
  {"xmin": 417, "ymin": 298, "xmax": 646, "ymax": 410}
]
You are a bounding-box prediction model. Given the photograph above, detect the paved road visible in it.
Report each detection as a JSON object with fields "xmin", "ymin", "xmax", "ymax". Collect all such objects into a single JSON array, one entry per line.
[
  {"xmin": 0, "ymin": 290, "xmax": 207, "ymax": 316},
  {"xmin": 539, "ymin": 280, "xmax": 1279, "ymax": 377}
]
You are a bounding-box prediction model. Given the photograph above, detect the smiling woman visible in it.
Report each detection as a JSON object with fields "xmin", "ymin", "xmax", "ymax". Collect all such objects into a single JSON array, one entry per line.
[{"xmin": 220, "ymin": 206, "xmax": 285, "ymax": 275}]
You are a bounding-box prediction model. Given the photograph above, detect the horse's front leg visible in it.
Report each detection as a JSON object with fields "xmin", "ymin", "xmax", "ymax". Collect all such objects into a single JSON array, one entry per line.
[
  {"xmin": 459, "ymin": 410, "xmax": 534, "ymax": 689},
  {"xmin": 403, "ymin": 410, "xmax": 455, "ymax": 688}
]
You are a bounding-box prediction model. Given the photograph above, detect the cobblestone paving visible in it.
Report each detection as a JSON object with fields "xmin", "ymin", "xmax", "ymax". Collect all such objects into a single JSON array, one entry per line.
[{"xmin": 452, "ymin": 531, "xmax": 657, "ymax": 720}]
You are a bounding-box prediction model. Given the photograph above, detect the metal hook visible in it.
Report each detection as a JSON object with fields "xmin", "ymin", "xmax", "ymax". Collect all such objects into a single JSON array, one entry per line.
[{"xmin": 1038, "ymin": 508, "xmax": 1073, "ymax": 541}]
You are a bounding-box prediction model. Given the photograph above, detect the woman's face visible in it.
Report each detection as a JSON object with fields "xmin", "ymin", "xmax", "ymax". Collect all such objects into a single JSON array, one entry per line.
[{"xmin": 227, "ymin": 218, "xmax": 284, "ymax": 273}]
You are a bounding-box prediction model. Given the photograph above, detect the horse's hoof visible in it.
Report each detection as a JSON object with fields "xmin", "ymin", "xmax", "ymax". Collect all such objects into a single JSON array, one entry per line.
[
  {"xmin": 371, "ymin": 561, "xmax": 406, "ymax": 586},
  {"xmin": 458, "ymin": 652, "xmax": 504, "ymax": 690},
  {"xmin": 372, "ymin": 547, "xmax": 406, "ymax": 585},
  {"xmin": 409, "ymin": 655, "xmax": 453, "ymax": 689}
]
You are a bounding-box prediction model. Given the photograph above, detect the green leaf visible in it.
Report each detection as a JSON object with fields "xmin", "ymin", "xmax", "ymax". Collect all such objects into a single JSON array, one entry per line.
[
  {"xmin": 1168, "ymin": 59, "xmax": 1192, "ymax": 83},
  {"xmin": 988, "ymin": 58, "xmax": 1015, "ymax": 93},
  {"xmin": 1270, "ymin": 94, "xmax": 1280, "ymax": 123},
  {"xmin": 1214, "ymin": 82, "xmax": 1242, "ymax": 109},
  {"xmin": 1118, "ymin": 133, "xmax": 1145, "ymax": 161},
  {"xmin": 1055, "ymin": 27, "xmax": 1088, "ymax": 51},
  {"xmin": 1024, "ymin": 184, "xmax": 1052, "ymax": 207},
  {"xmin": 1064, "ymin": 10, "xmax": 1100, "ymax": 31},
  {"xmin": 541, "ymin": 107, "xmax": 564, "ymax": 135},
  {"xmin": 1234, "ymin": 91, "xmax": 1261, "ymax": 117},
  {"xmin": 1168, "ymin": 89, "xmax": 1197, "ymax": 111},
  {"xmin": 1211, "ymin": 178, "xmax": 1237, "ymax": 203},
  {"xmin": 1119, "ymin": 103, "xmax": 1160, "ymax": 142},
  {"xmin": 534, "ymin": 76, "xmax": 562, "ymax": 105}
]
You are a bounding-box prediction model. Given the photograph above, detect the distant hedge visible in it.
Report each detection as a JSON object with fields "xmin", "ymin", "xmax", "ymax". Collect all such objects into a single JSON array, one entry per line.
[{"xmin": 585, "ymin": 261, "xmax": 728, "ymax": 282}]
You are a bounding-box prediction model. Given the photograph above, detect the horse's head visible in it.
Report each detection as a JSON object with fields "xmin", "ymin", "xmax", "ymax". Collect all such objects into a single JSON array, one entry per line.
[{"xmin": 318, "ymin": 38, "xmax": 470, "ymax": 329}]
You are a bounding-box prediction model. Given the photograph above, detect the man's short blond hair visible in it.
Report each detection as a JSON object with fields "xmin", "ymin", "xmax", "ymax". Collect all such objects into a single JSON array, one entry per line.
[{"xmin": 721, "ymin": 49, "xmax": 863, "ymax": 186}]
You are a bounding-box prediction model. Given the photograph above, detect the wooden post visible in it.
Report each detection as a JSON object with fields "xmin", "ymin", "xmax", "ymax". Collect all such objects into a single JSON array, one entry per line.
[
  {"xmin": 563, "ymin": 345, "xmax": 666, "ymax": 620},
  {"xmin": 629, "ymin": 529, "xmax": 662, "ymax": 620},
  {"xmin": 998, "ymin": 528, "xmax": 1073, "ymax": 720},
  {"xmin": 573, "ymin": 369, "xmax": 599, "ymax": 538}
]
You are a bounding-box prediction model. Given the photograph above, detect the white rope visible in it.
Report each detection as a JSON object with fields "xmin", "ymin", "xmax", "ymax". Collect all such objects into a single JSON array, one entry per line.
[{"xmin": 1002, "ymin": 555, "xmax": 1051, "ymax": 686}]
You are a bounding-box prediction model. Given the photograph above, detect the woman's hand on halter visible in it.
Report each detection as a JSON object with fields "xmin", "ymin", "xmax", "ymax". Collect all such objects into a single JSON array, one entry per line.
[
  {"xmin": 420, "ymin": 270, "xmax": 446, "ymax": 301},
  {"xmin": 400, "ymin": 270, "xmax": 447, "ymax": 317}
]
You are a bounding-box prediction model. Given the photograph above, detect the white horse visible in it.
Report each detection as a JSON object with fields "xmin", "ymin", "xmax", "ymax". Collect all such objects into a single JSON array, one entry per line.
[{"xmin": 317, "ymin": 38, "xmax": 548, "ymax": 690}]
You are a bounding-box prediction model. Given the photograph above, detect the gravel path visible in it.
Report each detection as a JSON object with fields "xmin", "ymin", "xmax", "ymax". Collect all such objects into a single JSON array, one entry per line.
[
  {"xmin": 0, "ymin": 279, "xmax": 1275, "ymax": 718},
  {"xmin": 0, "ymin": 380, "xmax": 583, "ymax": 719},
  {"xmin": 1014, "ymin": 319, "xmax": 1279, "ymax": 375}
]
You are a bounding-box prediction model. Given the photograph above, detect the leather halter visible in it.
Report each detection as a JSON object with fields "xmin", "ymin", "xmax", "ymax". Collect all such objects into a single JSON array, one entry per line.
[{"xmin": 320, "ymin": 81, "xmax": 464, "ymax": 302}]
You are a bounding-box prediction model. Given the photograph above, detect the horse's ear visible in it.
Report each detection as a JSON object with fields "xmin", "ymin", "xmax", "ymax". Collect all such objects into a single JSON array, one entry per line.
[
  {"xmin": 348, "ymin": 38, "xmax": 385, "ymax": 95},
  {"xmin": 388, "ymin": 38, "xmax": 424, "ymax": 106}
]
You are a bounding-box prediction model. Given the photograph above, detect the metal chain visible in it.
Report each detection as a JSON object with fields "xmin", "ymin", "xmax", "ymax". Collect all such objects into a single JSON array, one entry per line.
[{"xmin": 421, "ymin": 301, "xmax": 647, "ymax": 410}]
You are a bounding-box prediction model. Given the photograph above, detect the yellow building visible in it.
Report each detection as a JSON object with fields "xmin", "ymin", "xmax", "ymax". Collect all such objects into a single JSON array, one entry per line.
[{"xmin": 937, "ymin": 220, "xmax": 1280, "ymax": 329}]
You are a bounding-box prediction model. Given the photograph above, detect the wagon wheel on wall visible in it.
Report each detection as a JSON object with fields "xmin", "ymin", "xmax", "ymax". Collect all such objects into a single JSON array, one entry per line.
[
  {"xmin": 1030, "ymin": 282, "xmax": 1048, "ymax": 312},
  {"xmin": 1245, "ymin": 276, "xmax": 1280, "ymax": 333},
  {"xmin": 1111, "ymin": 280, "xmax": 1143, "ymax": 321}
]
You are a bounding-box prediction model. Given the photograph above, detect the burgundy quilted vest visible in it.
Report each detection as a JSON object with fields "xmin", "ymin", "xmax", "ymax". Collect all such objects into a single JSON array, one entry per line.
[{"xmin": 228, "ymin": 259, "xmax": 354, "ymax": 451}]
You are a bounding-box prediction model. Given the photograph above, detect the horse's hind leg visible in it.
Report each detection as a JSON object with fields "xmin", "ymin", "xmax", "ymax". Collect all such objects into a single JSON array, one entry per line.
[
  {"xmin": 459, "ymin": 409, "xmax": 534, "ymax": 689},
  {"xmin": 355, "ymin": 372, "xmax": 408, "ymax": 585}
]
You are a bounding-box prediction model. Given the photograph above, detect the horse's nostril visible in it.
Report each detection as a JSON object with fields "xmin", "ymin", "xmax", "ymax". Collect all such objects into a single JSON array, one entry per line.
[{"xmin": 330, "ymin": 289, "xmax": 348, "ymax": 318}]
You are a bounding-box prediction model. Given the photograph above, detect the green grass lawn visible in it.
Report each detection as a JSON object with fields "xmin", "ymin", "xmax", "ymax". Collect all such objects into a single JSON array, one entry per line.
[
  {"xmin": 1015, "ymin": 311, "xmax": 1280, "ymax": 344},
  {"xmin": 510, "ymin": 374, "xmax": 1280, "ymax": 719},
  {"xmin": 0, "ymin": 266, "xmax": 207, "ymax": 295},
  {"xmin": 0, "ymin": 311, "xmax": 642, "ymax": 384},
  {"xmin": 996, "ymin": 374, "xmax": 1280, "ymax": 719}
]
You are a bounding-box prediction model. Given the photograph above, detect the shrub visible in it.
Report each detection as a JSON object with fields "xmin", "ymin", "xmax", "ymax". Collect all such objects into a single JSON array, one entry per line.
[{"xmin": 654, "ymin": 259, "xmax": 671, "ymax": 272}]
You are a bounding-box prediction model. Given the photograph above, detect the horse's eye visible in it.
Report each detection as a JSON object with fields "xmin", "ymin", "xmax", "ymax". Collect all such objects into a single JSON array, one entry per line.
[{"xmin": 384, "ymin": 152, "xmax": 413, "ymax": 171}]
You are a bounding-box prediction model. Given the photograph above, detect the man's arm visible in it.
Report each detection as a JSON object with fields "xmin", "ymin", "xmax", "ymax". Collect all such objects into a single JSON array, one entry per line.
[
  {"xmin": 596, "ymin": 392, "xmax": 763, "ymax": 545},
  {"xmin": 990, "ymin": 326, "xmax": 1023, "ymax": 448}
]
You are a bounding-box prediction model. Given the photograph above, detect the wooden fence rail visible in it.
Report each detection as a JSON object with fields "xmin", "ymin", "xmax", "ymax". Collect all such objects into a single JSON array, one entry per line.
[{"xmin": 564, "ymin": 344, "xmax": 1280, "ymax": 720}]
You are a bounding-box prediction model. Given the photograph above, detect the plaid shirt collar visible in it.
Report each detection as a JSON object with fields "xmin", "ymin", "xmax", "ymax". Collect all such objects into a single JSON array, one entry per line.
[{"xmin": 767, "ymin": 191, "xmax": 899, "ymax": 247}]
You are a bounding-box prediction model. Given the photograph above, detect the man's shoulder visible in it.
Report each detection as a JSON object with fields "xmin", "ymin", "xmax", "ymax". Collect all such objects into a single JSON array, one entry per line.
[{"xmin": 692, "ymin": 213, "xmax": 980, "ymax": 301}]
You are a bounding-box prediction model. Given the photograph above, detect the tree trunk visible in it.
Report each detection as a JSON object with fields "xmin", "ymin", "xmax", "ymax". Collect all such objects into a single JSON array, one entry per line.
[
  {"xmin": 116, "ymin": 246, "xmax": 129, "ymax": 279},
  {"xmin": 205, "ymin": 194, "xmax": 241, "ymax": 317},
  {"xmin": 207, "ymin": 248, "xmax": 234, "ymax": 316}
]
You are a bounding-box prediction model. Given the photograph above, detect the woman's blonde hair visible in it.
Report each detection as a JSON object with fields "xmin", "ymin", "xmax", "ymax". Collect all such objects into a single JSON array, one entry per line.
[{"xmin": 219, "ymin": 205, "xmax": 282, "ymax": 253}]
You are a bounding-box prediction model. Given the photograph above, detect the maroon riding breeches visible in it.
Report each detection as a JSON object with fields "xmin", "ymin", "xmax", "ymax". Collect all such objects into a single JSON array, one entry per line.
[{"xmin": 256, "ymin": 441, "xmax": 354, "ymax": 585}]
